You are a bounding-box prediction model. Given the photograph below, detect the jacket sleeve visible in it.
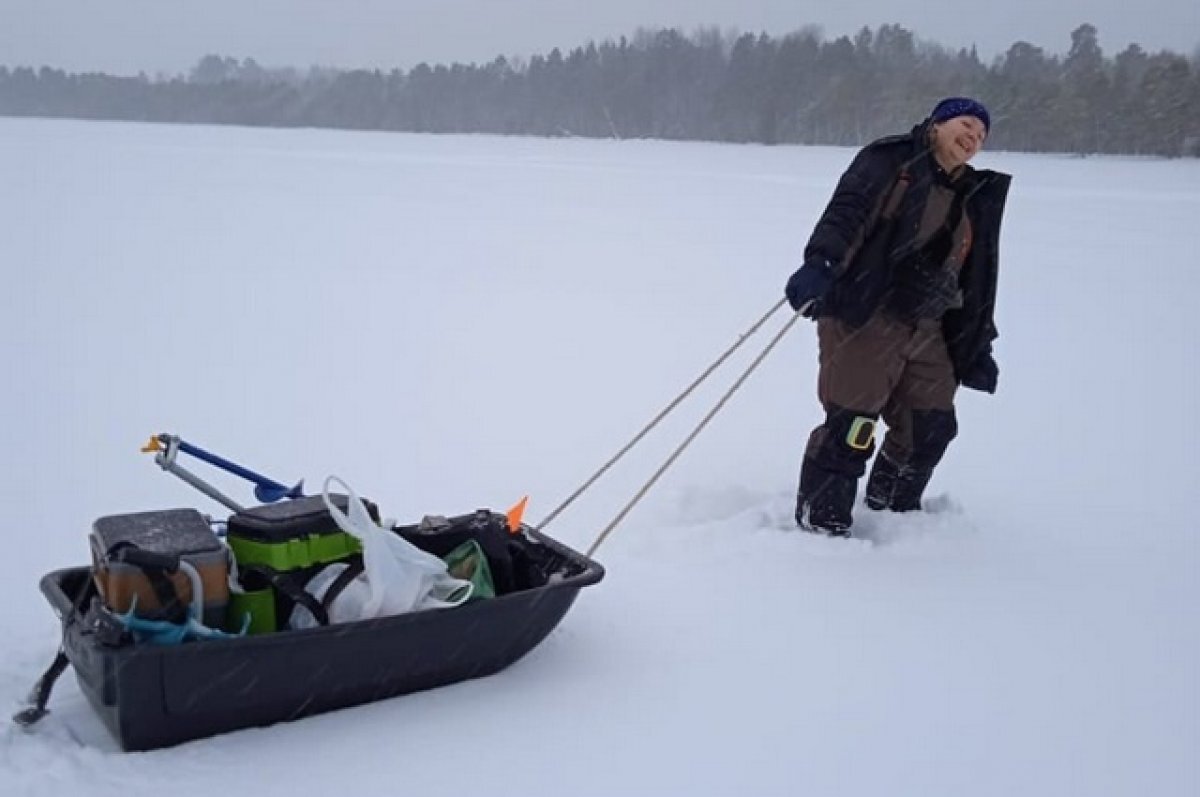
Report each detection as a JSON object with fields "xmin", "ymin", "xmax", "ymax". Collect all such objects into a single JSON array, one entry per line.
[{"xmin": 803, "ymin": 147, "xmax": 892, "ymax": 275}]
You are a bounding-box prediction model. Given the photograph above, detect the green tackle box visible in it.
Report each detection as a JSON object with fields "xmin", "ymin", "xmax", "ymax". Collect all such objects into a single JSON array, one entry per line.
[{"xmin": 225, "ymin": 495, "xmax": 376, "ymax": 633}]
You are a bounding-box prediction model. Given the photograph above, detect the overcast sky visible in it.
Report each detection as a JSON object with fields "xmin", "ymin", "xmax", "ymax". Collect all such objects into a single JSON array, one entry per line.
[{"xmin": 3, "ymin": 0, "xmax": 1197, "ymax": 76}]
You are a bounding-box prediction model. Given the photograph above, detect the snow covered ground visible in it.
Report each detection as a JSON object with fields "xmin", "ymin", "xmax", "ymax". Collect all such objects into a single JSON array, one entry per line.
[{"xmin": 1, "ymin": 117, "xmax": 1196, "ymax": 796}]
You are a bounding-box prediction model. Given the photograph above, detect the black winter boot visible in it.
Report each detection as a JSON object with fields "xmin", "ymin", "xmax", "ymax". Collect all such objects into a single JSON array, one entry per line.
[
  {"xmin": 865, "ymin": 452, "xmax": 900, "ymax": 510},
  {"xmin": 795, "ymin": 459, "xmax": 856, "ymax": 536},
  {"xmin": 866, "ymin": 451, "xmax": 933, "ymax": 512}
]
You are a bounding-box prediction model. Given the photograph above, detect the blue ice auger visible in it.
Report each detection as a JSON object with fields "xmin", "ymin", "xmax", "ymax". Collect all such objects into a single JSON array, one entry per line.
[{"xmin": 141, "ymin": 433, "xmax": 304, "ymax": 512}]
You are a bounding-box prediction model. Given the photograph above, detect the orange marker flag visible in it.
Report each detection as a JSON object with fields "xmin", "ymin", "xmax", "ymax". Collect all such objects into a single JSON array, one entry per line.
[
  {"xmin": 140, "ymin": 435, "xmax": 163, "ymax": 453},
  {"xmin": 506, "ymin": 495, "xmax": 529, "ymax": 534}
]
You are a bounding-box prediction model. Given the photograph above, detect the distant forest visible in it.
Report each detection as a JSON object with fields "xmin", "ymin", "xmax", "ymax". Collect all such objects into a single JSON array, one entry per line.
[{"xmin": 2, "ymin": 23, "xmax": 1198, "ymax": 156}]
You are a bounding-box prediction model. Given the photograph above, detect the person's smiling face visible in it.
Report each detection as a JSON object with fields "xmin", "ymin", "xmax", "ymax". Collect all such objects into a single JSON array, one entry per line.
[{"xmin": 932, "ymin": 115, "xmax": 987, "ymax": 171}]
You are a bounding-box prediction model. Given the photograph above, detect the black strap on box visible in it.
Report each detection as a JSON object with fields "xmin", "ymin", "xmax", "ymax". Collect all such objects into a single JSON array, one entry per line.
[
  {"xmin": 243, "ymin": 552, "xmax": 364, "ymax": 628},
  {"xmin": 107, "ymin": 542, "xmax": 188, "ymax": 623}
]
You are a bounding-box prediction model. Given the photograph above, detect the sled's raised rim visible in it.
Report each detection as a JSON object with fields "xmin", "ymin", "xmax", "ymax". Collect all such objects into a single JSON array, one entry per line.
[{"xmin": 42, "ymin": 525, "xmax": 604, "ymax": 648}]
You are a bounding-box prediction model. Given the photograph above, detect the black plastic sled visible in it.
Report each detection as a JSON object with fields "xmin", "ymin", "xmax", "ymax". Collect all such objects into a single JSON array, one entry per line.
[{"xmin": 38, "ymin": 524, "xmax": 603, "ymax": 751}]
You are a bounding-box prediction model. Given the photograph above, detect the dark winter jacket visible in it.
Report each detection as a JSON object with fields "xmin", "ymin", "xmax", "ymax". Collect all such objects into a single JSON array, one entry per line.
[{"xmin": 804, "ymin": 123, "xmax": 1011, "ymax": 386}]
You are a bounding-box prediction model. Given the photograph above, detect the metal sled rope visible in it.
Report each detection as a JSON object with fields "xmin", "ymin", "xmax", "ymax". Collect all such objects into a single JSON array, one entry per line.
[
  {"xmin": 528, "ymin": 296, "xmax": 803, "ymax": 555},
  {"xmin": 585, "ymin": 302, "xmax": 804, "ymax": 556}
]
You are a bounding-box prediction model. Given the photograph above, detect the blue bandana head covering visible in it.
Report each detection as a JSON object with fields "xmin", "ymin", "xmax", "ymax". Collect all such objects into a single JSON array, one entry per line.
[{"xmin": 929, "ymin": 97, "xmax": 990, "ymax": 134}]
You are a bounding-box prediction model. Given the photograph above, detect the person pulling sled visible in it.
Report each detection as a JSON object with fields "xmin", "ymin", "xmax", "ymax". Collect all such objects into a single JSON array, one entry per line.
[{"xmin": 785, "ymin": 97, "xmax": 1012, "ymax": 536}]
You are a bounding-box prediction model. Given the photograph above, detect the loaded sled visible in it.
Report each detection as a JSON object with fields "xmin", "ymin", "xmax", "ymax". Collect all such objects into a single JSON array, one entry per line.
[
  {"xmin": 16, "ymin": 297, "xmax": 809, "ymax": 751},
  {"xmin": 17, "ymin": 436, "xmax": 604, "ymax": 751}
]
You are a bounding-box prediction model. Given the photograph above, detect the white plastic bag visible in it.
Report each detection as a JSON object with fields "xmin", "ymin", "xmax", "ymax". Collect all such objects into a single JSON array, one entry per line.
[{"xmin": 290, "ymin": 476, "xmax": 473, "ymax": 629}]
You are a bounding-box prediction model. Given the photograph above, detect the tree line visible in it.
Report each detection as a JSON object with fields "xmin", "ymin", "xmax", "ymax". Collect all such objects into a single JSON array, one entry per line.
[{"xmin": 1, "ymin": 23, "xmax": 1197, "ymax": 156}]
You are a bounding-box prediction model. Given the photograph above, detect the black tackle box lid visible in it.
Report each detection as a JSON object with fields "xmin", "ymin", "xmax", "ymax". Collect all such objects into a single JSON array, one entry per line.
[
  {"xmin": 92, "ymin": 509, "xmax": 221, "ymax": 556},
  {"xmin": 226, "ymin": 494, "xmax": 379, "ymax": 543}
]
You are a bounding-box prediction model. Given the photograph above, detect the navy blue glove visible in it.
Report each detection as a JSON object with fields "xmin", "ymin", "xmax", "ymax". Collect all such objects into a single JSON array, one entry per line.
[
  {"xmin": 785, "ymin": 258, "xmax": 834, "ymax": 317},
  {"xmin": 960, "ymin": 353, "xmax": 999, "ymax": 394}
]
